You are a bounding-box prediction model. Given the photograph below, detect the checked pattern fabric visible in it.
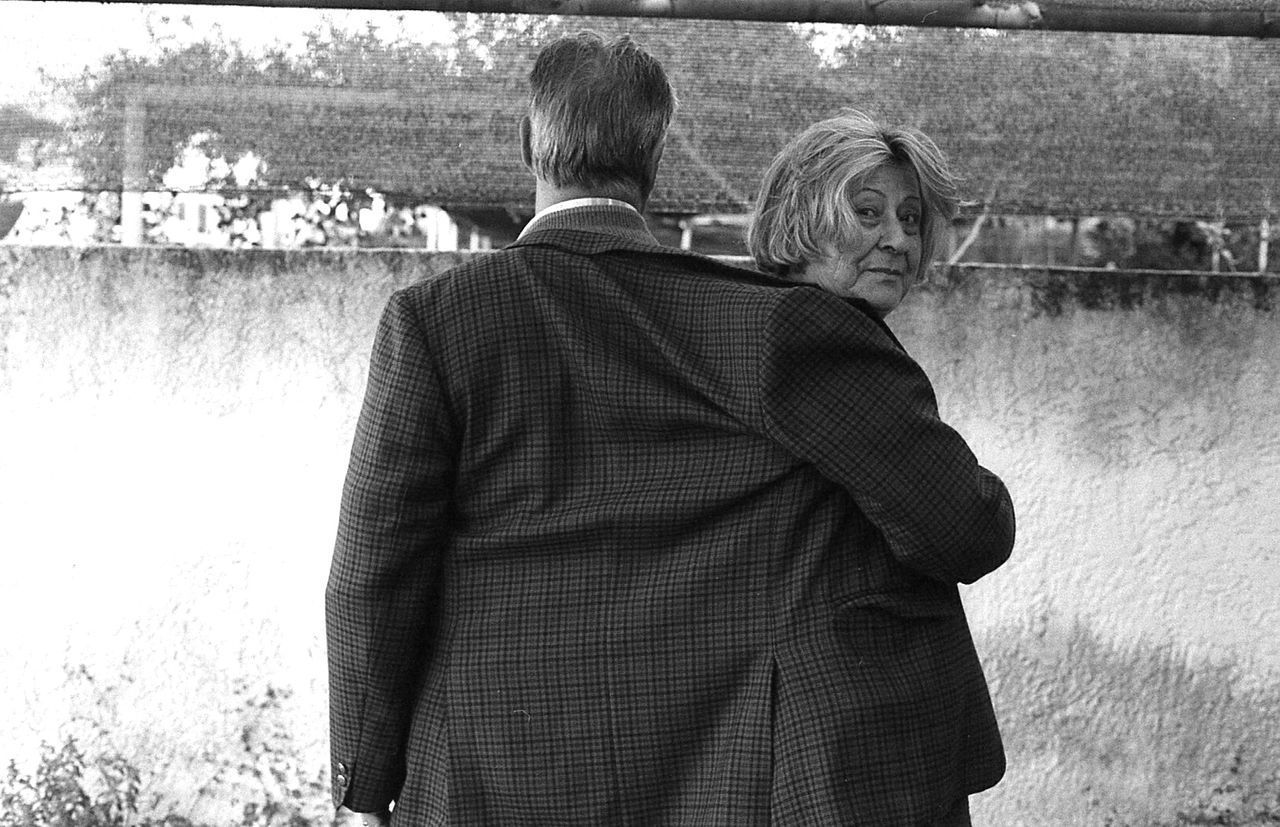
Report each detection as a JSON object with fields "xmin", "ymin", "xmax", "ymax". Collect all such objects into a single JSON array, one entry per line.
[{"xmin": 326, "ymin": 205, "xmax": 1015, "ymax": 825}]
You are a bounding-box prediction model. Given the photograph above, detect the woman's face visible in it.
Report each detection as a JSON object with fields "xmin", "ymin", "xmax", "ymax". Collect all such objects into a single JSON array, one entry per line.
[{"xmin": 798, "ymin": 163, "xmax": 923, "ymax": 316}]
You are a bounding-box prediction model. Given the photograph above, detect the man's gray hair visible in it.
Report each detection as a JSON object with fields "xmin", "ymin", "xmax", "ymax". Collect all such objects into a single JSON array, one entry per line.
[
  {"xmin": 748, "ymin": 110, "xmax": 959, "ymax": 283},
  {"xmin": 528, "ymin": 31, "xmax": 676, "ymax": 200}
]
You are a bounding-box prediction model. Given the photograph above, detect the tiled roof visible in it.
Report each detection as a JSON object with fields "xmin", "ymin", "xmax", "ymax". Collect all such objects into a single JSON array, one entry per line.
[{"xmin": 60, "ymin": 17, "xmax": 1280, "ymax": 219}]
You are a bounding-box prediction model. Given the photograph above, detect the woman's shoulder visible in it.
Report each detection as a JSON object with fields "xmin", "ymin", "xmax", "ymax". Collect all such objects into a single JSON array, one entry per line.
[{"xmin": 766, "ymin": 284, "xmax": 909, "ymax": 355}]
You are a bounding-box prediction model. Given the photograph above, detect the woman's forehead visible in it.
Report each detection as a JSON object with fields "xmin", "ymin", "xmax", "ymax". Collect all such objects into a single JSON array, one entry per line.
[{"xmin": 852, "ymin": 163, "xmax": 921, "ymax": 200}]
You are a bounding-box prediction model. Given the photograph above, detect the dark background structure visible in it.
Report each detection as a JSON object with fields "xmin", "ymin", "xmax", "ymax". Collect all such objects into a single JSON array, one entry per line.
[
  {"xmin": 3, "ymin": 3, "xmax": 1277, "ymax": 262},
  {"xmin": 54, "ymin": 18, "xmax": 1280, "ymax": 218}
]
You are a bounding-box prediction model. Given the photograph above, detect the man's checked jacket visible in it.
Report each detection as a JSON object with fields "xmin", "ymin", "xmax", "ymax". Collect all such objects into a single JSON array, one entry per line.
[{"xmin": 325, "ymin": 204, "xmax": 1015, "ymax": 825}]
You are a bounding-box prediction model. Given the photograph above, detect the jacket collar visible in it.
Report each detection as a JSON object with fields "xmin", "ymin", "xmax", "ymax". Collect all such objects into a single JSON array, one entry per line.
[
  {"xmin": 510, "ymin": 202, "xmax": 662, "ymax": 254},
  {"xmin": 844, "ymin": 297, "xmax": 907, "ymax": 351},
  {"xmin": 508, "ymin": 206, "xmax": 907, "ymax": 351}
]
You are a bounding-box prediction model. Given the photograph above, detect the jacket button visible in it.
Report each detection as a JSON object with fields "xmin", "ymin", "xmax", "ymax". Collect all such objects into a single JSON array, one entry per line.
[
  {"xmin": 337, "ymin": 761, "xmax": 348, "ymax": 774},
  {"xmin": 336, "ymin": 773, "xmax": 348, "ymax": 786}
]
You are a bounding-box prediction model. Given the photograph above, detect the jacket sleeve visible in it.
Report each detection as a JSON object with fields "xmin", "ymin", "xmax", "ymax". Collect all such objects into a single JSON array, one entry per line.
[
  {"xmin": 325, "ymin": 288, "xmax": 457, "ymax": 811},
  {"xmin": 759, "ymin": 286, "xmax": 1014, "ymax": 585}
]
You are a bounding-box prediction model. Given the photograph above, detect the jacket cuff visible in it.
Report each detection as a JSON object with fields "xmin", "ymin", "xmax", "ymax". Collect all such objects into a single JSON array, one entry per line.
[{"xmin": 330, "ymin": 758, "xmax": 399, "ymax": 813}]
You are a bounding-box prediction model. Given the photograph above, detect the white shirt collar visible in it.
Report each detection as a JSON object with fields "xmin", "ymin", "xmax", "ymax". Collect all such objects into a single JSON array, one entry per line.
[
  {"xmin": 537, "ymin": 197, "xmax": 639, "ymax": 219},
  {"xmin": 519, "ymin": 198, "xmax": 641, "ymax": 238}
]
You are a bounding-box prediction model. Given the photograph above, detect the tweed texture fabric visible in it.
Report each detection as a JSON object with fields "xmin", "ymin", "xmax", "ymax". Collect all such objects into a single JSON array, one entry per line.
[{"xmin": 326, "ymin": 204, "xmax": 1015, "ymax": 824}]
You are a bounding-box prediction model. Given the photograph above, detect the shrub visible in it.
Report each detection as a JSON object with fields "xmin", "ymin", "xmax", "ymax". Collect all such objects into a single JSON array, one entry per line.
[
  {"xmin": 2, "ymin": 676, "xmax": 334, "ymax": 827},
  {"xmin": 0, "ymin": 736, "xmax": 187, "ymax": 827},
  {"xmin": 204, "ymin": 681, "xmax": 333, "ymax": 827}
]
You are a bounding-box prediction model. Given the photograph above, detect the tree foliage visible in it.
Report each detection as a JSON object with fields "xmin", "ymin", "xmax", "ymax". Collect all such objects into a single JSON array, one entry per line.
[
  {"xmin": 58, "ymin": 21, "xmax": 455, "ymax": 194},
  {"xmin": 55, "ymin": 14, "xmax": 832, "ymax": 212},
  {"xmin": 823, "ymin": 27, "xmax": 1279, "ymax": 217},
  {"xmin": 53, "ymin": 15, "xmax": 1280, "ymax": 221},
  {"xmin": 0, "ymin": 104, "xmax": 63, "ymax": 167}
]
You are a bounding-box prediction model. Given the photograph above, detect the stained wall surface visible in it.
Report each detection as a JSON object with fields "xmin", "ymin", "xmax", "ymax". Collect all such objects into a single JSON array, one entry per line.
[
  {"xmin": 2, "ymin": 248, "xmax": 1278, "ymax": 824},
  {"xmin": 2, "ymin": 248, "xmax": 1276, "ymax": 679},
  {"xmin": 895, "ymin": 265, "xmax": 1280, "ymax": 677}
]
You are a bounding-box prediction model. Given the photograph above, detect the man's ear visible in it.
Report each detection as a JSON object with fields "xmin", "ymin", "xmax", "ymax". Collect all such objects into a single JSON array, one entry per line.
[
  {"xmin": 638, "ymin": 136, "xmax": 666, "ymax": 203},
  {"xmin": 519, "ymin": 115, "xmax": 534, "ymax": 170},
  {"xmin": 650, "ymin": 136, "xmax": 666, "ymax": 172}
]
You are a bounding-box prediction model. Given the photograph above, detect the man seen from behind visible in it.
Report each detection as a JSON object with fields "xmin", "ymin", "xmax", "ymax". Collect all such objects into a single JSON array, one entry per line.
[{"xmin": 326, "ymin": 31, "xmax": 1014, "ymax": 826}]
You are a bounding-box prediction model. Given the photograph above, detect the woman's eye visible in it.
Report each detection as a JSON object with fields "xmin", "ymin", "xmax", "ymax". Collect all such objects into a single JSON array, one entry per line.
[{"xmin": 856, "ymin": 207, "xmax": 879, "ymax": 220}]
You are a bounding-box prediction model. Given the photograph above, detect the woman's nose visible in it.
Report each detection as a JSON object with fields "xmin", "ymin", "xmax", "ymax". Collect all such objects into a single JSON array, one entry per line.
[{"xmin": 880, "ymin": 218, "xmax": 908, "ymax": 251}]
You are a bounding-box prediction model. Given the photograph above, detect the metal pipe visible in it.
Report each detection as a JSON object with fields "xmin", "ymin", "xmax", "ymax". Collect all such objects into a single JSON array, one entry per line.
[{"xmin": 53, "ymin": 0, "xmax": 1280, "ymax": 38}]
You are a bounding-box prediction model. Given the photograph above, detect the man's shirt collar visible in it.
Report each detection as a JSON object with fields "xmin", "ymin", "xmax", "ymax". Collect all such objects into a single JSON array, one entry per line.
[{"xmin": 518, "ymin": 198, "xmax": 643, "ymax": 240}]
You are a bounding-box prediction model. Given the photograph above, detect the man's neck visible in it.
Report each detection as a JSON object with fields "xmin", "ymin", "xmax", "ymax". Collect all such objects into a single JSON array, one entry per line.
[{"xmin": 535, "ymin": 181, "xmax": 645, "ymax": 214}]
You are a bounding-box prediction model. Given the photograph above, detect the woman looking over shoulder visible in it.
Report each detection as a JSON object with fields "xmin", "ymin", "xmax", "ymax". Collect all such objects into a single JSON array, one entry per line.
[
  {"xmin": 748, "ymin": 108, "xmax": 957, "ymax": 318},
  {"xmin": 746, "ymin": 111, "xmax": 1010, "ymax": 827}
]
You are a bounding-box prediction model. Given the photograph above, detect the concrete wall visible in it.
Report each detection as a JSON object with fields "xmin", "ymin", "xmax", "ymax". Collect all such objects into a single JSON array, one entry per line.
[
  {"xmin": 1, "ymin": 246, "xmax": 1277, "ymax": 821},
  {"xmin": 895, "ymin": 264, "xmax": 1279, "ymax": 678},
  {"xmin": 3, "ymin": 247, "xmax": 1276, "ymax": 676}
]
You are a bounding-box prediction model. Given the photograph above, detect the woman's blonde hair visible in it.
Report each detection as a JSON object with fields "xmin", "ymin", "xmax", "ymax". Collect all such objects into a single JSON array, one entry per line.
[{"xmin": 748, "ymin": 110, "xmax": 959, "ymax": 282}]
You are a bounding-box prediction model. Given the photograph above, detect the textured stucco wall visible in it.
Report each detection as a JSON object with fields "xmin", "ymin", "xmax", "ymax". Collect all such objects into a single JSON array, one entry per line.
[
  {"xmin": 2, "ymin": 246, "xmax": 1277, "ymax": 822},
  {"xmin": 2, "ymin": 248, "xmax": 1276, "ymax": 680},
  {"xmin": 894, "ymin": 265, "xmax": 1280, "ymax": 677}
]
